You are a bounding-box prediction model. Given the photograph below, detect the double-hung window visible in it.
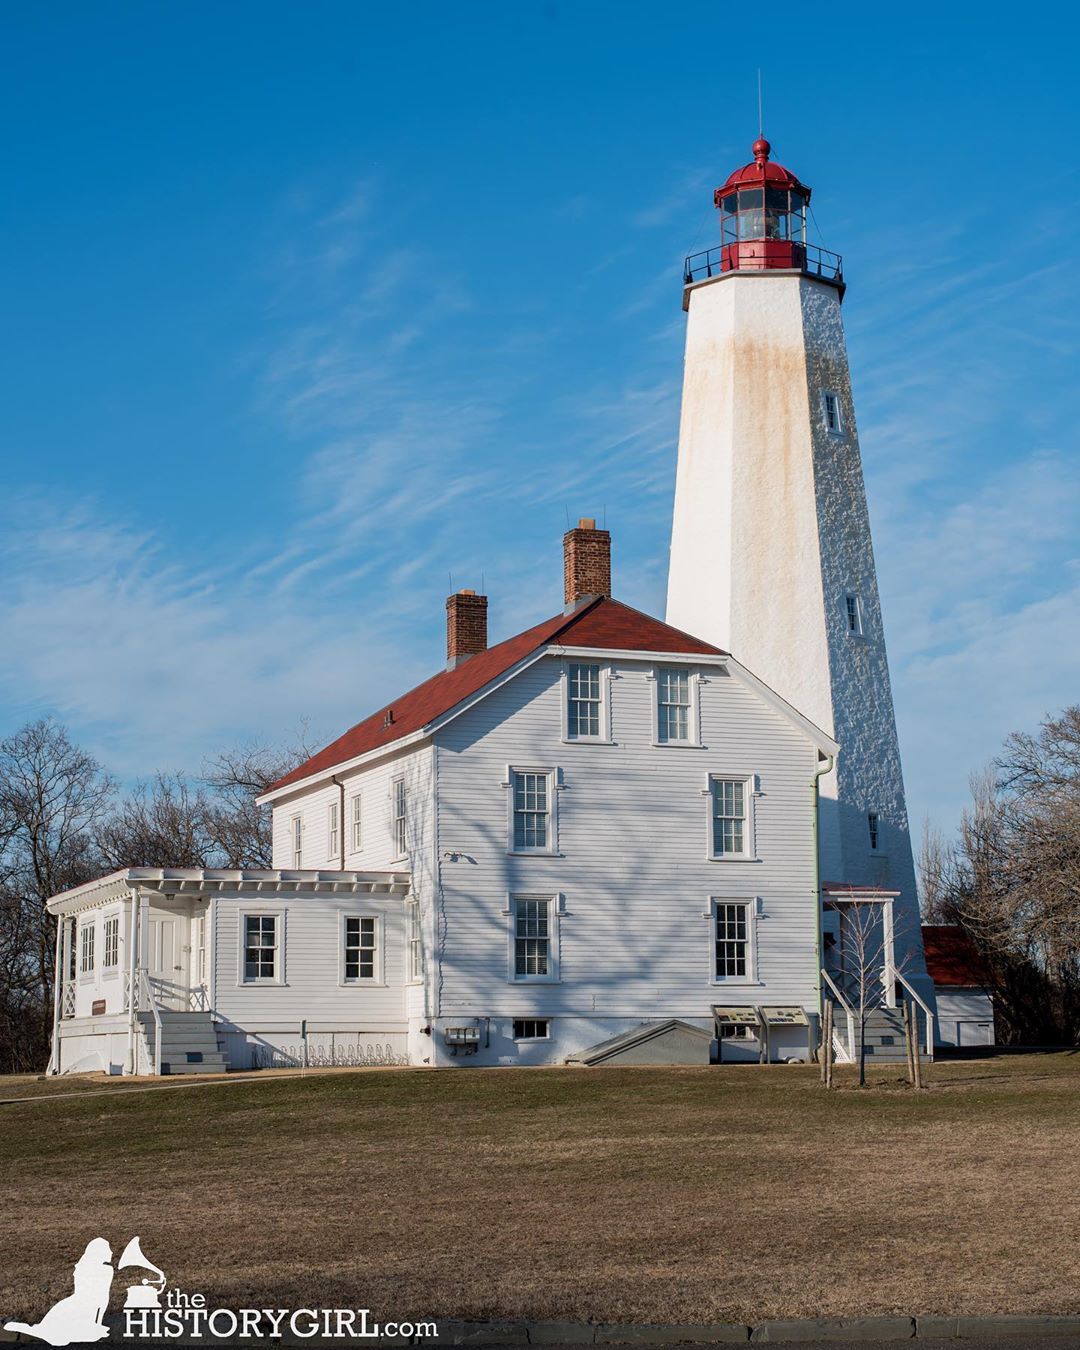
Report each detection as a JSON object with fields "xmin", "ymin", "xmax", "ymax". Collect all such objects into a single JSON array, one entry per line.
[
  {"xmin": 392, "ymin": 777, "xmax": 407, "ymax": 859},
  {"xmin": 406, "ymin": 901, "xmax": 422, "ymax": 982},
  {"xmin": 327, "ymin": 801, "xmax": 340, "ymax": 862},
  {"xmin": 512, "ymin": 770, "xmax": 552, "ymax": 852},
  {"xmin": 290, "ymin": 815, "xmax": 303, "ymax": 869},
  {"xmin": 102, "ymin": 915, "xmax": 119, "ymax": 971},
  {"xmin": 79, "ymin": 922, "xmax": 95, "ymax": 975},
  {"xmin": 512, "ymin": 896, "xmax": 555, "ymax": 981},
  {"xmin": 823, "ymin": 390, "xmax": 843, "ymax": 435},
  {"xmin": 657, "ymin": 668, "xmax": 692, "ymax": 743},
  {"xmin": 351, "ymin": 794, "xmax": 363, "ymax": 852},
  {"xmin": 244, "ymin": 915, "xmax": 278, "ymax": 982},
  {"xmin": 343, "ymin": 915, "xmax": 377, "ymax": 982},
  {"xmin": 713, "ymin": 900, "xmax": 751, "ymax": 980},
  {"xmin": 710, "ymin": 777, "xmax": 750, "ymax": 858},
  {"xmin": 867, "ymin": 812, "xmax": 880, "ymax": 851},
  {"xmin": 566, "ymin": 662, "xmax": 603, "ymax": 739}
]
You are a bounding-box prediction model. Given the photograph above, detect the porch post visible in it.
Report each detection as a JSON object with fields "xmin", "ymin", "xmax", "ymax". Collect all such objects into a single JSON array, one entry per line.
[
  {"xmin": 46, "ymin": 914, "xmax": 63, "ymax": 1075},
  {"xmin": 126, "ymin": 886, "xmax": 140, "ymax": 1075},
  {"xmin": 882, "ymin": 898, "xmax": 896, "ymax": 1008}
]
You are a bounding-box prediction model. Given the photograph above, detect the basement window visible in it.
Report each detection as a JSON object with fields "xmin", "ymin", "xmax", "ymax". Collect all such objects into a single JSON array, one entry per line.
[{"xmin": 513, "ymin": 1018, "xmax": 550, "ymax": 1041}]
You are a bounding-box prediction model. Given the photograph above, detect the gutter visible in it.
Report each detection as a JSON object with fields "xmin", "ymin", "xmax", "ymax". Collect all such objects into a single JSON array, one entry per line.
[
  {"xmin": 331, "ymin": 775, "xmax": 346, "ymax": 869},
  {"xmin": 812, "ymin": 752, "xmax": 835, "ymax": 1031}
]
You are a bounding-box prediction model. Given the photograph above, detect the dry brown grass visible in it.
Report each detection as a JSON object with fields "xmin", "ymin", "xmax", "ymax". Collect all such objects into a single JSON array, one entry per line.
[{"xmin": 1, "ymin": 1055, "xmax": 1079, "ymax": 1326}]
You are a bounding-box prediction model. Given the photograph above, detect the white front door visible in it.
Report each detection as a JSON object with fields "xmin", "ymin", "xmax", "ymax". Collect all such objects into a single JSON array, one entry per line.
[{"xmin": 147, "ymin": 917, "xmax": 186, "ymax": 1009}]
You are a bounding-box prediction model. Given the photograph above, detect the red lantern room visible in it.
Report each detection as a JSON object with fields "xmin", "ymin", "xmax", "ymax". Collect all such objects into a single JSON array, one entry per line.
[
  {"xmin": 715, "ymin": 138, "xmax": 810, "ymax": 272},
  {"xmin": 684, "ymin": 138, "xmax": 843, "ymax": 296}
]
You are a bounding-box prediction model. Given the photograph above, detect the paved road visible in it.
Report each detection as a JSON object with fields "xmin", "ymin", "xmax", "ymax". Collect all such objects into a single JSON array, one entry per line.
[{"xmin": 525, "ymin": 1342, "xmax": 1080, "ymax": 1350}]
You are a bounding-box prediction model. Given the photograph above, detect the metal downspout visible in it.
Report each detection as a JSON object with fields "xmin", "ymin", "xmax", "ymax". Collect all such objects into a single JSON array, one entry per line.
[
  {"xmin": 126, "ymin": 887, "xmax": 140, "ymax": 1075},
  {"xmin": 331, "ymin": 774, "xmax": 346, "ymax": 868},
  {"xmin": 812, "ymin": 753, "xmax": 834, "ymax": 1053}
]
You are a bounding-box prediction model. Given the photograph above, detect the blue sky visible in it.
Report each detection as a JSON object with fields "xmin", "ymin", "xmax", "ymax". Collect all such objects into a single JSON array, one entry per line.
[{"xmin": 2, "ymin": 2, "xmax": 1078, "ymax": 840}]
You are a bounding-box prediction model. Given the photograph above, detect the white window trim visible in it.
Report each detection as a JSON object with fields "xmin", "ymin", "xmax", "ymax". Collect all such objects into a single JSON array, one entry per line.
[
  {"xmin": 350, "ymin": 792, "xmax": 363, "ymax": 853},
  {"xmin": 290, "ymin": 814, "xmax": 303, "ymax": 870},
  {"xmin": 845, "ymin": 592, "xmax": 865, "ymax": 639},
  {"xmin": 704, "ymin": 773, "xmax": 759, "ymax": 861},
  {"xmin": 237, "ymin": 907, "xmax": 287, "ymax": 986},
  {"xmin": 78, "ymin": 918, "xmax": 96, "ymax": 981},
  {"xmin": 391, "ymin": 776, "xmax": 407, "ymax": 862},
  {"xmin": 405, "ymin": 898, "xmax": 423, "ymax": 985},
  {"xmin": 649, "ymin": 666, "xmax": 703, "ymax": 748},
  {"xmin": 101, "ymin": 910, "xmax": 120, "ymax": 977},
  {"xmin": 503, "ymin": 765, "xmax": 562, "ymax": 857},
  {"xmin": 339, "ymin": 911, "xmax": 385, "ymax": 987},
  {"xmin": 822, "ymin": 389, "xmax": 844, "ymax": 437},
  {"xmin": 505, "ymin": 892, "xmax": 562, "ymax": 984},
  {"xmin": 327, "ymin": 800, "xmax": 340, "ymax": 863},
  {"xmin": 709, "ymin": 896, "xmax": 762, "ymax": 986},
  {"xmin": 561, "ymin": 660, "xmax": 613, "ymax": 744},
  {"xmin": 512, "ymin": 1017, "xmax": 552, "ymax": 1042}
]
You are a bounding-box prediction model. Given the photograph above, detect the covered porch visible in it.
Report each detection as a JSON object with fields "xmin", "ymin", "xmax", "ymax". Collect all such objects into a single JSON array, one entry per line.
[
  {"xmin": 48, "ymin": 867, "xmax": 412, "ymax": 1075},
  {"xmin": 820, "ymin": 882, "xmax": 935, "ymax": 1063}
]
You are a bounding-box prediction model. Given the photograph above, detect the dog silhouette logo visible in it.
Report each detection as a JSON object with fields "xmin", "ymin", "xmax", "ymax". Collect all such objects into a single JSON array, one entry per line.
[{"xmin": 4, "ymin": 1235, "xmax": 166, "ymax": 1346}]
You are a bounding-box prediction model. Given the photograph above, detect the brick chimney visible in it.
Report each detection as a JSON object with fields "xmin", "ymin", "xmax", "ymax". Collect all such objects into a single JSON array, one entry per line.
[
  {"xmin": 446, "ymin": 589, "xmax": 488, "ymax": 668},
  {"xmin": 564, "ymin": 518, "xmax": 611, "ymax": 609}
]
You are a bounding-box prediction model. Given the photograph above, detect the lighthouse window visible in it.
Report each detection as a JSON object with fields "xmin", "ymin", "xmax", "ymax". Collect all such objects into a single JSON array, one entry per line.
[
  {"xmin": 845, "ymin": 593, "xmax": 864, "ymax": 636},
  {"xmin": 823, "ymin": 391, "xmax": 843, "ymax": 435}
]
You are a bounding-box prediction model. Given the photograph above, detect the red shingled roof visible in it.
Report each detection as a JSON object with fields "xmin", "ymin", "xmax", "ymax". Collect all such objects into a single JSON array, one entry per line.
[
  {"xmin": 922, "ymin": 925, "xmax": 991, "ymax": 988},
  {"xmin": 267, "ymin": 597, "xmax": 726, "ymax": 794}
]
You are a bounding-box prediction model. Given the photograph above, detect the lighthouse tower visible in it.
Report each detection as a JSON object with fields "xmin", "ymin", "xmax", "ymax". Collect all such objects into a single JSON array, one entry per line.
[{"xmin": 666, "ymin": 138, "xmax": 931, "ymax": 998}]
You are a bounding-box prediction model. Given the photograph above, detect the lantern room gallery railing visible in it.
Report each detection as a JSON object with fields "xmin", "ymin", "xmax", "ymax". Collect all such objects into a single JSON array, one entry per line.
[{"xmin": 684, "ymin": 242, "xmax": 844, "ymax": 287}]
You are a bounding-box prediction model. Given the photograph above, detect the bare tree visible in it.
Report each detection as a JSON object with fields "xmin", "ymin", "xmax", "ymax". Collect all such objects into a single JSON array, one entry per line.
[
  {"xmin": 833, "ymin": 901, "xmax": 889, "ymax": 1088},
  {"xmin": 0, "ymin": 721, "xmax": 114, "ymax": 1071},
  {"xmin": 202, "ymin": 732, "xmax": 314, "ymax": 868},
  {"xmin": 97, "ymin": 772, "xmax": 217, "ymax": 869},
  {"xmin": 918, "ymin": 710, "xmax": 1080, "ymax": 1045}
]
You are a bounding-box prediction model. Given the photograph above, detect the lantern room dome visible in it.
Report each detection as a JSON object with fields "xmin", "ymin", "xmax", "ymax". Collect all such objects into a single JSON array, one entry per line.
[{"xmin": 715, "ymin": 138, "xmax": 811, "ymax": 205}]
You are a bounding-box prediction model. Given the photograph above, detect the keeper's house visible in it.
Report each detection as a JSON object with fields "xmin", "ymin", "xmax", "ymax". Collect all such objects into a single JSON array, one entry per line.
[{"xmin": 48, "ymin": 523, "xmax": 843, "ymax": 1075}]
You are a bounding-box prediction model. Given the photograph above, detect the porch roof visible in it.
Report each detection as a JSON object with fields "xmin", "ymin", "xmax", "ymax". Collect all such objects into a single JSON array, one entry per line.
[
  {"xmin": 46, "ymin": 867, "xmax": 412, "ymax": 915},
  {"xmin": 821, "ymin": 882, "xmax": 900, "ymax": 901}
]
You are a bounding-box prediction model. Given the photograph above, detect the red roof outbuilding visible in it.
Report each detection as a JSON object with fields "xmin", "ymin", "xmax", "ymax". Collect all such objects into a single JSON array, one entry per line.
[{"xmin": 921, "ymin": 925, "xmax": 991, "ymax": 988}]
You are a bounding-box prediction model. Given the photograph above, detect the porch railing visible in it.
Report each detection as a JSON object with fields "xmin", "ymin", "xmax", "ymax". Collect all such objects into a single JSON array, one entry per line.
[
  {"xmin": 897, "ymin": 970, "xmax": 935, "ymax": 1058},
  {"xmin": 820, "ymin": 967, "xmax": 855, "ymax": 1064},
  {"xmin": 123, "ymin": 968, "xmax": 164, "ymax": 1073},
  {"xmin": 140, "ymin": 968, "xmax": 164, "ymax": 1075}
]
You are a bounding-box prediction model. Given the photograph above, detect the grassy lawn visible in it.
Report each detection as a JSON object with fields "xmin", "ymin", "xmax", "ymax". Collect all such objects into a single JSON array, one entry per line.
[{"xmin": 1, "ymin": 1056, "xmax": 1079, "ymax": 1327}]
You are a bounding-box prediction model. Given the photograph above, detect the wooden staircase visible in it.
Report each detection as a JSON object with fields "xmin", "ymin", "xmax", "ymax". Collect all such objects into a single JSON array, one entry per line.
[{"xmin": 138, "ymin": 1011, "xmax": 228, "ymax": 1074}]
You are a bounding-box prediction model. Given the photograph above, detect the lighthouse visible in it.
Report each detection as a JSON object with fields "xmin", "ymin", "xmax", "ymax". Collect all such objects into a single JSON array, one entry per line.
[{"xmin": 666, "ymin": 138, "xmax": 933, "ymax": 1004}]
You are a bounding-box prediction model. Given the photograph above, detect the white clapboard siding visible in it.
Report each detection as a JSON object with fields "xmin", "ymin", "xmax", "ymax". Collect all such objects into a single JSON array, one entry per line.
[
  {"xmin": 210, "ymin": 892, "xmax": 408, "ymax": 1026},
  {"xmin": 271, "ymin": 745, "xmax": 434, "ymax": 874},
  {"xmin": 432, "ymin": 654, "xmax": 821, "ymax": 1019}
]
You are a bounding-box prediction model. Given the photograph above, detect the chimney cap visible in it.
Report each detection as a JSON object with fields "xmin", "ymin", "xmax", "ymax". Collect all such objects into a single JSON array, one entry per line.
[
  {"xmin": 459, "ymin": 588, "xmax": 476, "ymax": 595},
  {"xmin": 577, "ymin": 517, "xmax": 596, "ymax": 530}
]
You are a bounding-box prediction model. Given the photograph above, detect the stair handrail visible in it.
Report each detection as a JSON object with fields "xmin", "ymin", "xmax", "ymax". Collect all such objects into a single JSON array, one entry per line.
[
  {"xmin": 820, "ymin": 967, "xmax": 856, "ymax": 1066},
  {"xmin": 895, "ymin": 970, "xmax": 935, "ymax": 1057},
  {"xmin": 138, "ymin": 967, "xmax": 164, "ymax": 1075}
]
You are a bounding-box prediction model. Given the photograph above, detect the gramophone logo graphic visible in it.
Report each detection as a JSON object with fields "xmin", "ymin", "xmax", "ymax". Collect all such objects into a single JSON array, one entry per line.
[{"xmin": 3, "ymin": 1235, "xmax": 166, "ymax": 1346}]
